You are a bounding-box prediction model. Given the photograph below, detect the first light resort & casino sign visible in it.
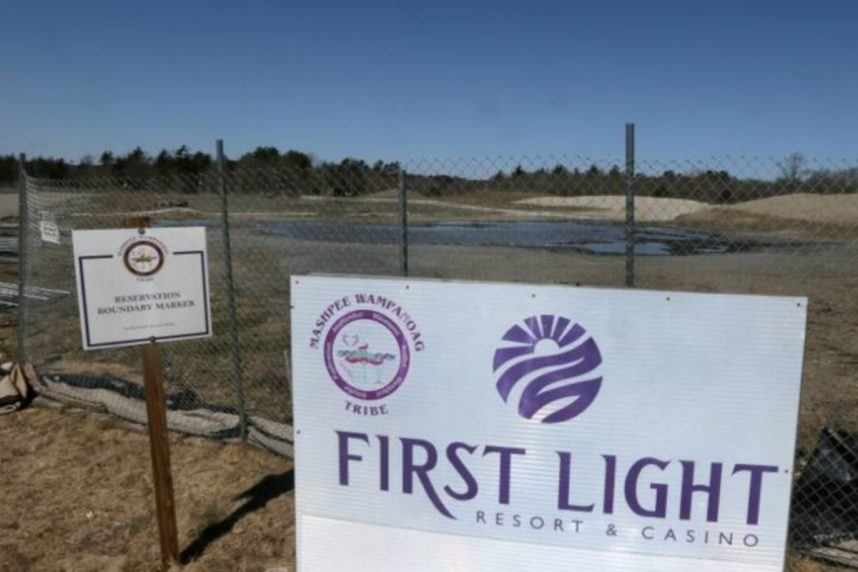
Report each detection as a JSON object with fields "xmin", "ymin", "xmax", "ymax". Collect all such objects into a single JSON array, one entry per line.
[{"xmin": 291, "ymin": 275, "xmax": 808, "ymax": 572}]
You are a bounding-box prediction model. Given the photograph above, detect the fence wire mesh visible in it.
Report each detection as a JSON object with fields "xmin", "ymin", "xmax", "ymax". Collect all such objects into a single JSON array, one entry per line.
[{"xmin": 18, "ymin": 151, "xmax": 858, "ymax": 569}]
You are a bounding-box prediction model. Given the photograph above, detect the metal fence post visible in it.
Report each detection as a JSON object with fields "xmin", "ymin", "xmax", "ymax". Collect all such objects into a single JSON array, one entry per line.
[
  {"xmin": 398, "ymin": 168, "xmax": 409, "ymax": 277},
  {"xmin": 216, "ymin": 140, "xmax": 247, "ymax": 441},
  {"xmin": 17, "ymin": 154, "xmax": 29, "ymax": 364},
  {"xmin": 624, "ymin": 123, "xmax": 636, "ymax": 288}
]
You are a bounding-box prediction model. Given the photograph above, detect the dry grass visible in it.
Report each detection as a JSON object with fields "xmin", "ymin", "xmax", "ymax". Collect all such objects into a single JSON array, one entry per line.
[
  {"xmin": 789, "ymin": 556, "xmax": 855, "ymax": 571},
  {"xmin": 0, "ymin": 405, "xmax": 294, "ymax": 572}
]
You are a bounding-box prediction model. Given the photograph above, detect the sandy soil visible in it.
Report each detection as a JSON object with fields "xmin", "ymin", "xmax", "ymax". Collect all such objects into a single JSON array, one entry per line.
[
  {"xmin": 360, "ymin": 195, "xmax": 580, "ymax": 220},
  {"xmin": 724, "ymin": 193, "xmax": 858, "ymax": 225},
  {"xmin": 514, "ymin": 192, "xmax": 858, "ymax": 226},
  {"xmin": 29, "ymin": 187, "xmax": 858, "ymax": 227},
  {"xmin": 515, "ymin": 195, "xmax": 710, "ymax": 221},
  {"xmin": 0, "ymin": 194, "xmax": 17, "ymax": 218}
]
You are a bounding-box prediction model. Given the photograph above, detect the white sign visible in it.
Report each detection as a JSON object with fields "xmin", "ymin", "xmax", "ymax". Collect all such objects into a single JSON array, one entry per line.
[
  {"xmin": 39, "ymin": 221, "xmax": 60, "ymax": 244},
  {"xmin": 291, "ymin": 275, "xmax": 807, "ymax": 572},
  {"xmin": 72, "ymin": 227, "xmax": 212, "ymax": 350}
]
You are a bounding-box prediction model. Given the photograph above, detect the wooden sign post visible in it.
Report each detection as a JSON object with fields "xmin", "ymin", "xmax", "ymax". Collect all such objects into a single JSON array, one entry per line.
[
  {"xmin": 142, "ymin": 338, "xmax": 180, "ymax": 569},
  {"xmin": 129, "ymin": 217, "xmax": 179, "ymax": 568},
  {"xmin": 72, "ymin": 223, "xmax": 212, "ymax": 570}
]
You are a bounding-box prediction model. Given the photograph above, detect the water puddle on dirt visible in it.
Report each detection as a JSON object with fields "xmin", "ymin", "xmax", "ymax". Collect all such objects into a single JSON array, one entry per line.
[
  {"xmin": 173, "ymin": 219, "xmax": 799, "ymax": 256},
  {"xmin": 417, "ymin": 221, "xmax": 759, "ymax": 256}
]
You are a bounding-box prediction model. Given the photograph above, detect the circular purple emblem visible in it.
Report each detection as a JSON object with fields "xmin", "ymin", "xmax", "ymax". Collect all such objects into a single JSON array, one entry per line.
[
  {"xmin": 324, "ymin": 309, "xmax": 411, "ymax": 400},
  {"xmin": 493, "ymin": 315, "xmax": 602, "ymax": 423}
]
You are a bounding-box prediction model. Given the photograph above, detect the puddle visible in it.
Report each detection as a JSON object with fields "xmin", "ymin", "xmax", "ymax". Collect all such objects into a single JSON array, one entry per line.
[{"xmin": 169, "ymin": 219, "xmax": 799, "ymax": 257}]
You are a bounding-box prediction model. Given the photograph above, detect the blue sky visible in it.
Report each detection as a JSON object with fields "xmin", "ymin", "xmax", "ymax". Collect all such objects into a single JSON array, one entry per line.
[{"xmin": 2, "ymin": 0, "xmax": 857, "ymax": 163}]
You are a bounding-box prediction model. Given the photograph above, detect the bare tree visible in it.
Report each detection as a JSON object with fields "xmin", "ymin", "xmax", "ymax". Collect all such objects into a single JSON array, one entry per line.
[{"xmin": 780, "ymin": 152, "xmax": 808, "ymax": 183}]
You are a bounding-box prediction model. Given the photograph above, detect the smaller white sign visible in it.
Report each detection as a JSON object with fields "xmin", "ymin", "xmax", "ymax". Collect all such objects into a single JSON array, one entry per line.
[
  {"xmin": 72, "ymin": 227, "xmax": 212, "ymax": 350},
  {"xmin": 39, "ymin": 221, "xmax": 61, "ymax": 244}
]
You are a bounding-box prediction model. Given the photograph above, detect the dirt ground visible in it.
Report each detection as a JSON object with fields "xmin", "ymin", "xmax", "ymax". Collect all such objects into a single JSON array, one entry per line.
[
  {"xmin": 0, "ymin": 405, "xmax": 295, "ymax": 572},
  {"xmin": 7, "ymin": 190, "xmax": 858, "ymax": 570},
  {"xmin": 0, "ymin": 193, "xmax": 18, "ymax": 218}
]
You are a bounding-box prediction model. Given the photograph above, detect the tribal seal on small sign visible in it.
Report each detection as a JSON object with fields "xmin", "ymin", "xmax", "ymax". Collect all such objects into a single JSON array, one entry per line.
[{"xmin": 122, "ymin": 239, "xmax": 166, "ymax": 277}]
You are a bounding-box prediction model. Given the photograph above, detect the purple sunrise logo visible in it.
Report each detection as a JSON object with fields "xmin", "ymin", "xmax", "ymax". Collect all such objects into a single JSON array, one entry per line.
[
  {"xmin": 324, "ymin": 309, "xmax": 411, "ymax": 401},
  {"xmin": 493, "ymin": 315, "xmax": 603, "ymax": 423}
]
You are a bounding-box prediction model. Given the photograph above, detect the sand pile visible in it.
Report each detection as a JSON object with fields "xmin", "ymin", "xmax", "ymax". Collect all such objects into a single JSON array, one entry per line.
[
  {"xmin": 723, "ymin": 193, "xmax": 858, "ymax": 225},
  {"xmin": 515, "ymin": 195, "xmax": 711, "ymax": 222},
  {"xmin": 516, "ymin": 193, "xmax": 858, "ymax": 225}
]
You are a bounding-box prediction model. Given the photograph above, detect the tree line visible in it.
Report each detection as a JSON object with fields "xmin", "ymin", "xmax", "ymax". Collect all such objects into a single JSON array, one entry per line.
[
  {"xmin": 409, "ymin": 153, "xmax": 858, "ymax": 203},
  {"xmin": 0, "ymin": 145, "xmax": 403, "ymax": 196},
  {"xmin": 2, "ymin": 147, "xmax": 856, "ymax": 202}
]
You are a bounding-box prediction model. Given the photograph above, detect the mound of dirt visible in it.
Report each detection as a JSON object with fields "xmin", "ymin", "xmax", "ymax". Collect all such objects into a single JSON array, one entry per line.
[
  {"xmin": 362, "ymin": 188, "xmax": 399, "ymax": 199},
  {"xmin": 517, "ymin": 192, "xmax": 858, "ymax": 226},
  {"xmin": 723, "ymin": 193, "xmax": 858, "ymax": 225},
  {"xmin": 515, "ymin": 195, "xmax": 711, "ymax": 222}
]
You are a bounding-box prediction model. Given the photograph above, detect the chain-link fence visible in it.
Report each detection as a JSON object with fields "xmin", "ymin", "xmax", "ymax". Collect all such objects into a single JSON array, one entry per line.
[{"xmin": 16, "ymin": 141, "xmax": 858, "ymax": 569}]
